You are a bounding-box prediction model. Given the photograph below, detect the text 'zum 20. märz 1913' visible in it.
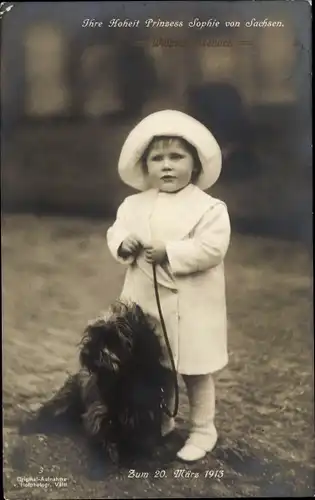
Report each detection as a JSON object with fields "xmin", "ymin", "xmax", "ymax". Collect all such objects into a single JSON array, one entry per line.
[{"xmin": 128, "ymin": 469, "xmax": 225, "ymax": 479}]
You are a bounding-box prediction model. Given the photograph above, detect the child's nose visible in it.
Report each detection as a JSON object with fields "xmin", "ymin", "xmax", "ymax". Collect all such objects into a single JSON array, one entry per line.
[{"xmin": 162, "ymin": 159, "xmax": 171, "ymax": 170}]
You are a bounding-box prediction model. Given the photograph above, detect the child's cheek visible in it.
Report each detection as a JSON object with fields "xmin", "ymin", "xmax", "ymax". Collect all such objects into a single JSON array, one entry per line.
[{"xmin": 149, "ymin": 165, "xmax": 159, "ymax": 177}]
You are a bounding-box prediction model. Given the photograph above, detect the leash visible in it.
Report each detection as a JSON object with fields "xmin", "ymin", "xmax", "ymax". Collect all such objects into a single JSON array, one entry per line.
[{"xmin": 152, "ymin": 263, "xmax": 179, "ymax": 418}]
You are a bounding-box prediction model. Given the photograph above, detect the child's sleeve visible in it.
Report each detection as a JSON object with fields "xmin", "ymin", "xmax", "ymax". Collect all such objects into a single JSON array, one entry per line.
[
  {"xmin": 106, "ymin": 199, "xmax": 134, "ymax": 265},
  {"xmin": 165, "ymin": 202, "xmax": 231, "ymax": 276}
]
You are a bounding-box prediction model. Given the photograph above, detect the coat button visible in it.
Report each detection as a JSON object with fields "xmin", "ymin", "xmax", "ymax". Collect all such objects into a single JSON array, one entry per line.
[{"xmin": 172, "ymin": 289, "xmax": 178, "ymax": 294}]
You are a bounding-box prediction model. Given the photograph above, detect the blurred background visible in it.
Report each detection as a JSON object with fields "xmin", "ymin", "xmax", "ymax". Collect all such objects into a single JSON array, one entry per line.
[
  {"xmin": 2, "ymin": 4, "xmax": 314, "ymax": 495},
  {"xmin": 1, "ymin": 1, "xmax": 312, "ymax": 243}
]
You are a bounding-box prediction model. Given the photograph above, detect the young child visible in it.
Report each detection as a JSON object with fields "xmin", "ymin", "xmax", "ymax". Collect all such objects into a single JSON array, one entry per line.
[{"xmin": 107, "ymin": 110, "xmax": 231, "ymax": 462}]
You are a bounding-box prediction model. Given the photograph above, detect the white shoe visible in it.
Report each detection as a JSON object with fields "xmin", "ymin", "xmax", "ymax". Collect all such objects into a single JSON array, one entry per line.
[
  {"xmin": 176, "ymin": 443, "xmax": 207, "ymax": 462},
  {"xmin": 176, "ymin": 428, "xmax": 218, "ymax": 462},
  {"xmin": 161, "ymin": 417, "xmax": 175, "ymax": 437}
]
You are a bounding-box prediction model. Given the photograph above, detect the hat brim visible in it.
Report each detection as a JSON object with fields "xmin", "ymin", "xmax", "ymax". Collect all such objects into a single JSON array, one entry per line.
[{"xmin": 118, "ymin": 110, "xmax": 222, "ymax": 191}]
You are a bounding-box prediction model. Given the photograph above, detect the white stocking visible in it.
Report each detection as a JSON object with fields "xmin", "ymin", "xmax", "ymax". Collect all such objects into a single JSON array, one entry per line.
[{"xmin": 182, "ymin": 373, "xmax": 217, "ymax": 450}]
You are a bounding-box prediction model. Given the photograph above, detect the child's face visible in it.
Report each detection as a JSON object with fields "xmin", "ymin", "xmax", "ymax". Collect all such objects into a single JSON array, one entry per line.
[{"xmin": 145, "ymin": 138, "xmax": 195, "ymax": 193}]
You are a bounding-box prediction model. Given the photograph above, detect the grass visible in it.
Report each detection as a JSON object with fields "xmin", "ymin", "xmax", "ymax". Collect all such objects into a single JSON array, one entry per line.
[{"xmin": 2, "ymin": 214, "xmax": 314, "ymax": 498}]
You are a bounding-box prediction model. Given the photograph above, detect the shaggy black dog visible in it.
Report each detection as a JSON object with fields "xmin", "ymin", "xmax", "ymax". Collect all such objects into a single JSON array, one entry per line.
[{"xmin": 19, "ymin": 301, "xmax": 172, "ymax": 464}]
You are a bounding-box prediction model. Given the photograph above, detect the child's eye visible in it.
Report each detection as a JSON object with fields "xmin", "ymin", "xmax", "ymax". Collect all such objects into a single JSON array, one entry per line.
[
  {"xmin": 150, "ymin": 154, "xmax": 163, "ymax": 162},
  {"xmin": 169, "ymin": 153, "xmax": 184, "ymax": 160}
]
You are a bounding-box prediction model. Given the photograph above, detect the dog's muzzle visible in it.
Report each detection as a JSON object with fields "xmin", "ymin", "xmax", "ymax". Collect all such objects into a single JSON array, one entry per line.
[{"xmin": 98, "ymin": 348, "xmax": 122, "ymax": 373}]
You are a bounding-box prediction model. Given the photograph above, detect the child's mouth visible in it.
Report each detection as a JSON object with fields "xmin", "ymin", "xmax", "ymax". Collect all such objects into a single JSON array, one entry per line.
[{"xmin": 161, "ymin": 176, "xmax": 176, "ymax": 181}]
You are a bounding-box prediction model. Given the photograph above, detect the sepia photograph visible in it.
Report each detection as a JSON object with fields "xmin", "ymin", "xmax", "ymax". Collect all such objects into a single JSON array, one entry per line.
[{"xmin": 2, "ymin": 1, "xmax": 313, "ymax": 498}]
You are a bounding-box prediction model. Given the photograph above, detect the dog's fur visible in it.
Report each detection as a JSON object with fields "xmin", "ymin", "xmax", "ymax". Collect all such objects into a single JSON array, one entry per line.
[{"xmin": 19, "ymin": 301, "xmax": 172, "ymax": 463}]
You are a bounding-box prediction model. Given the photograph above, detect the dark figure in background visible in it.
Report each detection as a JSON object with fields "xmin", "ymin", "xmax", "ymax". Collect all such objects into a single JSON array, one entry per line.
[
  {"xmin": 187, "ymin": 83, "xmax": 262, "ymax": 183},
  {"xmin": 116, "ymin": 42, "xmax": 158, "ymax": 119}
]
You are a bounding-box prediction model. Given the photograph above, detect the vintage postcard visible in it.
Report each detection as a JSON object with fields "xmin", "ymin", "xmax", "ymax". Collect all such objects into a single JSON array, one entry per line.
[{"xmin": 2, "ymin": 1, "xmax": 313, "ymax": 498}]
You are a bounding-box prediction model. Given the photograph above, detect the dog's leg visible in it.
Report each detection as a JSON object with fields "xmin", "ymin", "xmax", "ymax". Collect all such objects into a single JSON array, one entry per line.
[
  {"xmin": 82, "ymin": 400, "xmax": 109, "ymax": 437},
  {"xmin": 19, "ymin": 373, "xmax": 82, "ymax": 435},
  {"xmin": 82, "ymin": 401, "xmax": 120, "ymax": 465},
  {"xmin": 40, "ymin": 373, "xmax": 82, "ymax": 418},
  {"xmin": 80, "ymin": 374, "xmax": 120, "ymax": 463}
]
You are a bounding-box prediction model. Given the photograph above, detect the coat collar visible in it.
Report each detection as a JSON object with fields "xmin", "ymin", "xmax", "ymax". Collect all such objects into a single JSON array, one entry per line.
[{"xmin": 132, "ymin": 184, "xmax": 215, "ymax": 243}]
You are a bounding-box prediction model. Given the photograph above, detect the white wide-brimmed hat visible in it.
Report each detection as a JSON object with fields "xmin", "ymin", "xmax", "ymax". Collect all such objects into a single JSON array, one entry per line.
[{"xmin": 118, "ymin": 110, "xmax": 222, "ymax": 191}]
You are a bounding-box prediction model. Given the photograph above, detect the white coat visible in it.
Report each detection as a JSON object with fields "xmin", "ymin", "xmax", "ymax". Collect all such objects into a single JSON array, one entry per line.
[{"xmin": 106, "ymin": 184, "xmax": 231, "ymax": 375}]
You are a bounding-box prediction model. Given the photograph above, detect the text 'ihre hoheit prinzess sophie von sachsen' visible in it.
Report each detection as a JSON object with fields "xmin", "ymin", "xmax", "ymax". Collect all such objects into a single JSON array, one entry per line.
[{"xmin": 81, "ymin": 17, "xmax": 285, "ymax": 29}]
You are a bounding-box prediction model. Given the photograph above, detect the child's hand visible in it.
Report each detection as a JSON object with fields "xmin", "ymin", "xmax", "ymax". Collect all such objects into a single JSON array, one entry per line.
[
  {"xmin": 119, "ymin": 235, "xmax": 142, "ymax": 259},
  {"xmin": 144, "ymin": 241, "xmax": 168, "ymax": 265}
]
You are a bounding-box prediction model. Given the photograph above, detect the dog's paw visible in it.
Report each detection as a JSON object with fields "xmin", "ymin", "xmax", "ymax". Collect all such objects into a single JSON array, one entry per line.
[
  {"xmin": 82, "ymin": 403, "xmax": 109, "ymax": 437},
  {"xmin": 107, "ymin": 442, "xmax": 120, "ymax": 465},
  {"xmin": 18, "ymin": 413, "xmax": 41, "ymax": 435}
]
